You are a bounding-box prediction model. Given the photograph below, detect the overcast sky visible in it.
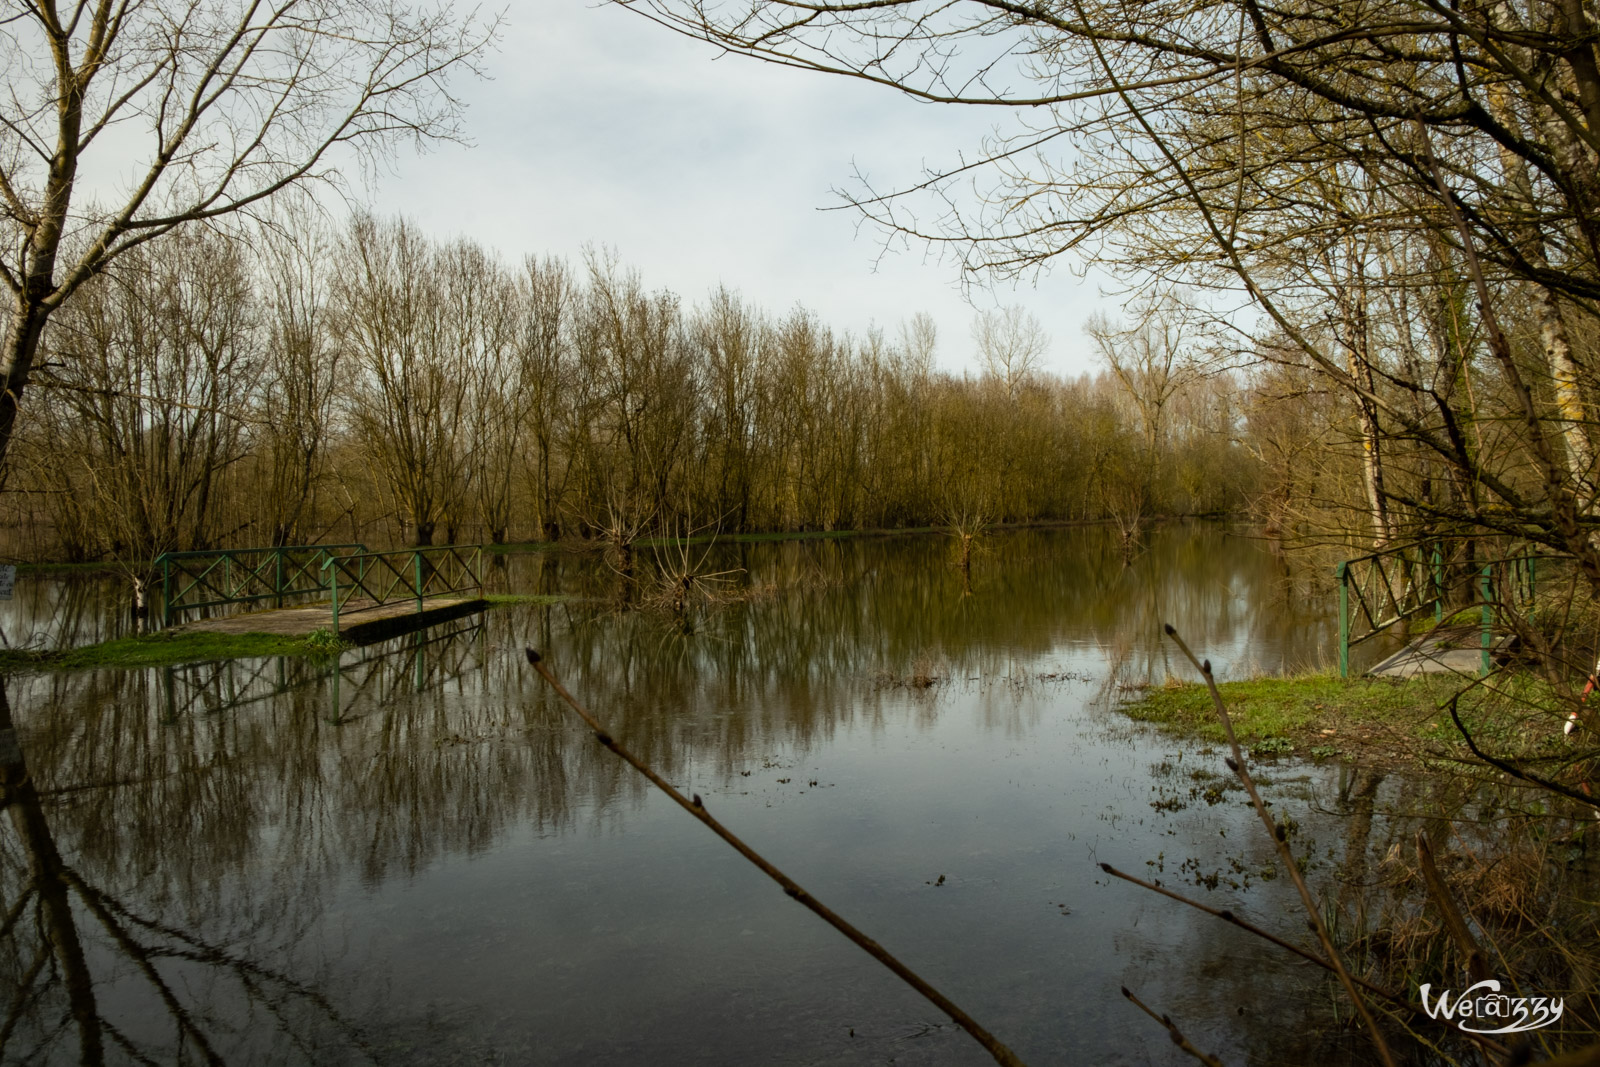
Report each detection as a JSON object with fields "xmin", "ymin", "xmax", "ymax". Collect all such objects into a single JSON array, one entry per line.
[{"xmin": 365, "ymin": 1, "xmax": 1113, "ymax": 377}]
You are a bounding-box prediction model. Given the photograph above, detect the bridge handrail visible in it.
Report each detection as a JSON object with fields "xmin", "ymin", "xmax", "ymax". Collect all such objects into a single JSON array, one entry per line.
[
  {"xmin": 1336, "ymin": 543, "xmax": 1549, "ymax": 677},
  {"xmin": 154, "ymin": 544, "xmax": 368, "ymax": 563},
  {"xmin": 157, "ymin": 543, "xmax": 369, "ymax": 626},
  {"xmin": 320, "ymin": 545, "xmax": 484, "ymax": 635}
]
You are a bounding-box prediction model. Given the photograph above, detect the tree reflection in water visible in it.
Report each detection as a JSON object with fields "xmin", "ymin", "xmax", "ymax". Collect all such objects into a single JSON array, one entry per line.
[
  {"xmin": 0, "ymin": 526, "xmax": 1374, "ymax": 1064},
  {"xmin": 0, "ymin": 668, "xmax": 385, "ymax": 1064}
]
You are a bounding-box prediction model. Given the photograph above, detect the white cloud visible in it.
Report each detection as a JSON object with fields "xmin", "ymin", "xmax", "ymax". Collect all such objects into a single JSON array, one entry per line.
[{"xmin": 366, "ymin": 0, "xmax": 1115, "ymax": 375}]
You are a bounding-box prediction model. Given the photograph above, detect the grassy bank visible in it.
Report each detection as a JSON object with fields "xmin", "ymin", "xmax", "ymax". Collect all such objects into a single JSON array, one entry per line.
[
  {"xmin": 488, "ymin": 518, "xmax": 1170, "ymax": 553},
  {"xmin": 481, "ymin": 593, "xmax": 565, "ymax": 606},
  {"xmin": 0, "ymin": 629, "xmax": 349, "ymax": 673},
  {"xmin": 1119, "ymin": 671, "xmax": 1572, "ymax": 766},
  {"xmin": 14, "ymin": 560, "xmax": 124, "ymax": 576}
]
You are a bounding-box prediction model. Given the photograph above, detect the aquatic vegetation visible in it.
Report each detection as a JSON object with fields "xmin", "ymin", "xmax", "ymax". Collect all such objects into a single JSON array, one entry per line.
[{"xmin": 0, "ymin": 630, "xmax": 351, "ymax": 673}]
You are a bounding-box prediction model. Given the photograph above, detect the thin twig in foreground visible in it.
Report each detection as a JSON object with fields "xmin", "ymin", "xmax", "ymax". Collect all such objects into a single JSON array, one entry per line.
[
  {"xmin": 1448, "ymin": 696, "xmax": 1600, "ymax": 809},
  {"xmin": 1119, "ymin": 986, "xmax": 1226, "ymax": 1066},
  {"xmin": 524, "ymin": 647, "xmax": 1029, "ymax": 1067},
  {"xmin": 1163, "ymin": 624, "xmax": 1398, "ymax": 1067},
  {"xmin": 1414, "ymin": 831, "xmax": 1491, "ymax": 986},
  {"xmin": 1100, "ymin": 862, "xmax": 1507, "ymax": 1056}
]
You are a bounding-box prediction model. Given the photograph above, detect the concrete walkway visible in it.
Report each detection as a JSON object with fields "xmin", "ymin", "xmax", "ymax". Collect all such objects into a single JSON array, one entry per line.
[{"xmin": 1366, "ymin": 623, "xmax": 1508, "ymax": 677}]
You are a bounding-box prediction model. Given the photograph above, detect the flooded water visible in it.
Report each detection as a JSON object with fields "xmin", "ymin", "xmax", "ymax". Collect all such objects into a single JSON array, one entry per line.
[{"xmin": 1, "ymin": 526, "xmax": 1408, "ymax": 1064}]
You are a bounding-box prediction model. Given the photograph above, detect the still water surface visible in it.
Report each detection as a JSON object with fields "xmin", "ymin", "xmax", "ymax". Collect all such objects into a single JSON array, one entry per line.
[{"xmin": 2, "ymin": 526, "xmax": 1401, "ymax": 1064}]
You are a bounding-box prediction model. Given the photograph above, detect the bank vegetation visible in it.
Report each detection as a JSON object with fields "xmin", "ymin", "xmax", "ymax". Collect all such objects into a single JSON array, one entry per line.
[{"xmin": 0, "ymin": 215, "xmax": 1262, "ymax": 565}]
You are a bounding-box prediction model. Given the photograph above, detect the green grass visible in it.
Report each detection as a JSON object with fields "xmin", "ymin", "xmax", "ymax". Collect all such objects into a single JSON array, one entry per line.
[
  {"xmin": 482, "ymin": 541, "xmax": 557, "ymax": 554},
  {"xmin": 0, "ymin": 628, "xmax": 350, "ymax": 673},
  {"xmin": 635, "ymin": 528, "xmax": 881, "ymax": 547},
  {"xmin": 13, "ymin": 560, "xmax": 127, "ymax": 575},
  {"xmin": 1119, "ymin": 671, "xmax": 1571, "ymax": 763},
  {"xmin": 481, "ymin": 593, "xmax": 565, "ymax": 606},
  {"xmin": 0, "ymin": 593, "xmax": 566, "ymax": 673}
]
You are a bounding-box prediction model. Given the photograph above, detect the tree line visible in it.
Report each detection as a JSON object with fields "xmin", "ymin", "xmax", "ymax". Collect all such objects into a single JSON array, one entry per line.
[
  {"xmin": 0, "ymin": 214, "xmax": 1256, "ymax": 564},
  {"xmin": 623, "ymin": 0, "xmax": 1600, "ymax": 585}
]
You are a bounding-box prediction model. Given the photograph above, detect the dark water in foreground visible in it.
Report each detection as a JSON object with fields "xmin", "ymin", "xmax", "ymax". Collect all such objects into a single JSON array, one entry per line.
[{"xmin": 1, "ymin": 526, "xmax": 1406, "ymax": 1064}]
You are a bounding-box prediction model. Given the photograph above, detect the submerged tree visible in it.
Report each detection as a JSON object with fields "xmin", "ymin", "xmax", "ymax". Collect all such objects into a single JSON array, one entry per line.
[
  {"xmin": 5, "ymin": 219, "xmax": 1249, "ymax": 556},
  {"xmin": 32, "ymin": 230, "xmax": 259, "ymax": 622},
  {"xmin": 336, "ymin": 216, "xmax": 472, "ymax": 547}
]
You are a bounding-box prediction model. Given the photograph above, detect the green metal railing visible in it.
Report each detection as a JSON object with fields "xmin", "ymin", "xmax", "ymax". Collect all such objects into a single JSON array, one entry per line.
[
  {"xmin": 1474, "ymin": 552, "xmax": 1542, "ymax": 676},
  {"xmin": 320, "ymin": 545, "xmax": 484, "ymax": 635},
  {"xmin": 1335, "ymin": 544, "xmax": 1445, "ymax": 677},
  {"xmin": 157, "ymin": 544, "xmax": 368, "ymax": 627},
  {"xmin": 1336, "ymin": 544, "xmax": 1543, "ymax": 677}
]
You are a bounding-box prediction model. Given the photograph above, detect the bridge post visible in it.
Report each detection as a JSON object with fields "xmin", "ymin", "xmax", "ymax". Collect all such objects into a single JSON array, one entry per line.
[
  {"xmin": 329, "ymin": 566, "xmax": 340, "ymax": 637},
  {"xmin": 414, "ymin": 551, "xmax": 424, "ymax": 613},
  {"xmin": 161, "ymin": 557, "xmax": 172, "ymax": 628},
  {"xmin": 1480, "ymin": 565, "xmax": 1492, "ymax": 676},
  {"xmin": 1432, "ymin": 546, "xmax": 1443, "ymax": 623},
  {"xmin": 1336, "ymin": 561, "xmax": 1350, "ymax": 678}
]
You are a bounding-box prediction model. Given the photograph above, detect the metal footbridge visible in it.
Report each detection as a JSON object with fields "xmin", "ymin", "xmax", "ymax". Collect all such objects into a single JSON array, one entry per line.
[{"xmin": 154, "ymin": 543, "xmax": 486, "ymax": 639}]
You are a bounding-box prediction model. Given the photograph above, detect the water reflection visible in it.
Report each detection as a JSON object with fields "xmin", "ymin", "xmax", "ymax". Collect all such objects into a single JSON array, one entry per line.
[
  {"xmin": 0, "ymin": 572, "xmax": 130, "ymax": 650},
  {"xmin": 1, "ymin": 526, "xmax": 1424, "ymax": 1065}
]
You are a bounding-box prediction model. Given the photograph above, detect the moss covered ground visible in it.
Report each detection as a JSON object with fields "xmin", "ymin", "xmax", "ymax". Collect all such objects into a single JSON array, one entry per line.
[
  {"xmin": 1118, "ymin": 671, "xmax": 1575, "ymax": 766},
  {"xmin": 0, "ymin": 594, "xmax": 569, "ymax": 673},
  {"xmin": 0, "ymin": 629, "xmax": 349, "ymax": 673}
]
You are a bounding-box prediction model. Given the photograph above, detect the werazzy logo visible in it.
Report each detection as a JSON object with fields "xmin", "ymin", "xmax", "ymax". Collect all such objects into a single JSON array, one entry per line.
[{"xmin": 1419, "ymin": 980, "xmax": 1564, "ymax": 1034}]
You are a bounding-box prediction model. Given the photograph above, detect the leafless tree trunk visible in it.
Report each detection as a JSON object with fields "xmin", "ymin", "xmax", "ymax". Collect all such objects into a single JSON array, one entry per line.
[
  {"xmin": 336, "ymin": 217, "xmax": 471, "ymax": 548},
  {"xmin": 34, "ymin": 230, "xmax": 257, "ymax": 618},
  {"xmin": 256, "ymin": 210, "xmax": 343, "ymax": 546},
  {"xmin": 519, "ymin": 256, "xmax": 576, "ymax": 542},
  {"xmin": 0, "ymin": 1, "xmax": 493, "ymax": 499}
]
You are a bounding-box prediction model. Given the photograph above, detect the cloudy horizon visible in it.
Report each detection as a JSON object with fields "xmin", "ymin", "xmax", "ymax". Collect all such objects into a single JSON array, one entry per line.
[{"xmin": 364, "ymin": 0, "xmax": 1116, "ymax": 377}]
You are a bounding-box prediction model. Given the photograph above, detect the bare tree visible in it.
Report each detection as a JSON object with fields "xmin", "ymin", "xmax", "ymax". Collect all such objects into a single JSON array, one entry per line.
[
  {"xmin": 0, "ymin": 233, "xmax": 1255, "ymax": 558},
  {"xmin": 335, "ymin": 216, "xmax": 470, "ymax": 547},
  {"xmin": 518, "ymin": 255, "xmax": 575, "ymax": 542},
  {"xmin": 691, "ymin": 286, "xmax": 765, "ymax": 530},
  {"xmin": 569, "ymin": 248, "xmax": 696, "ymax": 563},
  {"xmin": 1087, "ymin": 296, "xmax": 1200, "ymax": 468},
  {"xmin": 443, "ymin": 238, "xmax": 522, "ymax": 544},
  {"xmin": 255, "ymin": 208, "xmax": 343, "ymax": 546},
  {"xmin": 0, "ymin": 0, "xmax": 495, "ymax": 492},
  {"xmin": 972, "ymin": 305, "xmax": 1047, "ymax": 398},
  {"xmin": 35, "ymin": 228, "xmax": 258, "ymax": 622},
  {"xmin": 899, "ymin": 310, "xmax": 938, "ymax": 372}
]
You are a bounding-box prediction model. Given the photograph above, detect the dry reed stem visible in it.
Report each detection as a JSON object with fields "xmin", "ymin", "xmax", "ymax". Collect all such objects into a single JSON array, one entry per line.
[
  {"xmin": 524, "ymin": 647, "xmax": 1029, "ymax": 1067},
  {"xmin": 1415, "ymin": 831, "xmax": 1492, "ymax": 986},
  {"xmin": 1163, "ymin": 624, "xmax": 1398, "ymax": 1067},
  {"xmin": 1119, "ymin": 986, "xmax": 1226, "ymax": 1066},
  {"xmin": 1100, "ymin": 862, "xmax": 1508, "ymax": 1055}
]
